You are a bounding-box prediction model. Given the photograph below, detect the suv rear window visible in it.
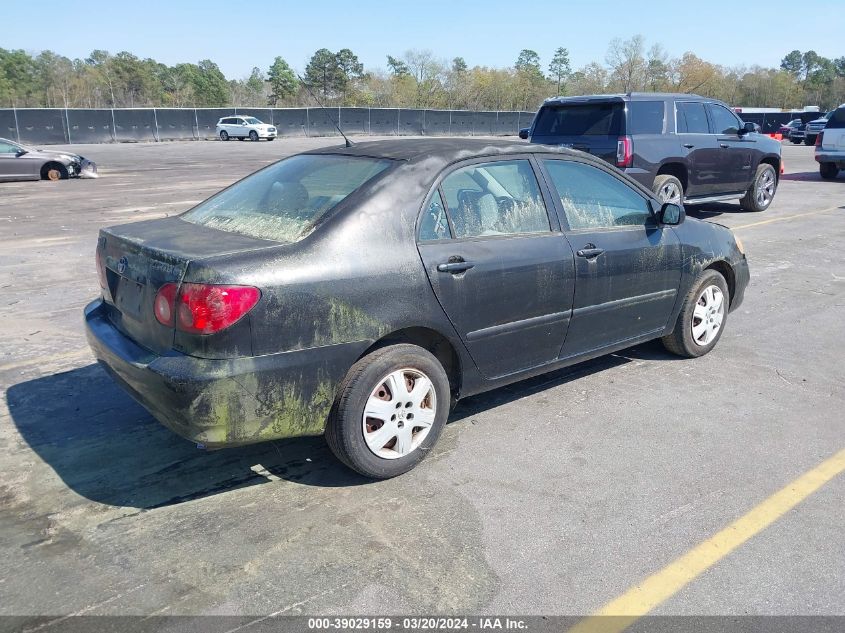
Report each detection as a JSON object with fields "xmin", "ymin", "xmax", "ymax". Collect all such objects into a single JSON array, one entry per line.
[
  {"xmin": 628, "ymin": 101, "xmax": 665, "ymax": 134},
  {"xmin": 827, "ymin": 107, "xmax": 845, "ymax": 129},
  {"xmin": 532, "ymin": 103, "xmax": 624, "ymax": 137},
  {"xmin": 182, "ymin": 155, "xmax": 392, "ymax": 243}
]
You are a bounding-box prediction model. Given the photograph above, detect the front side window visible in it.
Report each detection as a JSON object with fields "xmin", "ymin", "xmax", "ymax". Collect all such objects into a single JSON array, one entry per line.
[
  {"xmin": 182, "ymin": 154, "xmax": 392, "ymax": 243},
  {"xmin": 0, "ymin": 142, "xmax": 20, "ymax": 154},
  {"xmin": 245, "ymin": 117, "xmax": 262, "ymax": 125},
  {"xmin": 707, "ymin": 104, "xmax": 741, "ymax": 135},
  {"xmin": 676, "ymin": 102, "xmax": 709, "ymax": 134},
  {"xmin": 440, "ymin": 159, "xmax": 550, "ymax": 238},
  {"xmin": 543, "ymin": 160, "xmax": 651, "ymax": 230}
]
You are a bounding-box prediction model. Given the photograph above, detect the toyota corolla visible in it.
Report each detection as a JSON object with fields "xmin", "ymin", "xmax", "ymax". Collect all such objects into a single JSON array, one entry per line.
[{"xmin": 85, "ymin": 139, "xmax": 749, "ymax": 478}]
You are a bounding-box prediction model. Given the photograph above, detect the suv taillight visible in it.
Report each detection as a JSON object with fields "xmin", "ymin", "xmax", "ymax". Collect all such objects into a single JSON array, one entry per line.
[
  {"xmin": 815, "ymin": 131, "xmax": 823, "ymax": 147},
  {"xmin": 617, "ymin": 136, "xmax": 633, "ymax": 168},
  {"xmin": 154, "ymin": 283, "xmax": 260, "ymax": 334}
]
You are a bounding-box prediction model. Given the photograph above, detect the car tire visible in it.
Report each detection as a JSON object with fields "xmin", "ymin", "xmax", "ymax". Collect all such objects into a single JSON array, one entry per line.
[
  {"xmin": 740, "ymin": 163, "xmax": 777, "ymax": 212},
  {"xmin": 652, "ymin": 174, "xmax": 684, "ymax": 204},
  {"xmin": 249, "ymin": 130, "xmax": 259, "ymax": 142},
  {"xmin": 661, "ymin": 269, "xmax": 729, "ymax": 359},
  {"xmin": 819, "ymin": 162, "xmax": 839, "ymax": 180},
  {"xmin": 41, "ymin": 163, "xmax": 68, "ymax": 181},
  {"xmin": 219, "ymin": 130, "xmax": 229, "ymax": 141},
  {"xmin": 325, "ymin": 344, "xmax": 450, "ymax": 479},
  {"xmin": 791, "ymin": 138, "xmax": 801, "ymax": 144},
  {"xmin": 237, "ymin": 137, "xmax": 244, "ymax": 141},
  {"xmin": 267, "ymin": 137, "xmax": 275, "ymax": 141},
  {"xmin": 805, "ymin": 136, "xmax": 815, "ymax": 146}
]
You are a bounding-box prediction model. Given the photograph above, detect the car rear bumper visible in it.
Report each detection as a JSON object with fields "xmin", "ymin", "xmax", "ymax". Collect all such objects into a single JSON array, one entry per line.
[
  {"xmin": 815, "ymin": 151, "xmax": 845, "ymax": 165},
  {"xmin": 84, "ymin": 298, "xmax": 360, "ymax": 447}
]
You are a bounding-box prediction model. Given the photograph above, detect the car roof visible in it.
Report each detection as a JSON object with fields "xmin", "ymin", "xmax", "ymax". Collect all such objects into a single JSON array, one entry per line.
[{"xmin": 305, "ymin": 137, "xmax": 578, "ymax": 163}]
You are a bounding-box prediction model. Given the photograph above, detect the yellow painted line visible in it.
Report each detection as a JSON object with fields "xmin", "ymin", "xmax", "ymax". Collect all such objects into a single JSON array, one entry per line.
[
  {"xmin": 733, "ymin": 205, "xmax": 842, "ymax": 230},
  {"xmin": 568, "ymin": 447, "xmax": 845, "ymax": 633}
]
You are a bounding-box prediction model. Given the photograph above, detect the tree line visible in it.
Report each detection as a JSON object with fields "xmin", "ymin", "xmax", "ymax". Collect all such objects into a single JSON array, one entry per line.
[{"xmin": 2, "ymin": 37, "xmax": 843, "ymax": 112}]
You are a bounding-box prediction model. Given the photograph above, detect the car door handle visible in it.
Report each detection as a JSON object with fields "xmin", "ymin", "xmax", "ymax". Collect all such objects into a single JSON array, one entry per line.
[
  {"xmin": 720, "ymin": 143, "xmax": 730, "ymax": 148},
  {"xmin": 683, "ymin": 143, "xmax": 695, "ymax": 149},
  {"xmin": 576, "ymin": 246, "xmax": 605, "ymax": 259},
  {"xmin": 437, "ymin": 261, "xmax": 474, "ymax": 273}
]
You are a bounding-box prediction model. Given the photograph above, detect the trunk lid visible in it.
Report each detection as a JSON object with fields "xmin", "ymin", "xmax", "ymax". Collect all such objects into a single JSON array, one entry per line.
[{"xmin": 97, "ymin": 216, "xmax": 277, "ymax": 354}]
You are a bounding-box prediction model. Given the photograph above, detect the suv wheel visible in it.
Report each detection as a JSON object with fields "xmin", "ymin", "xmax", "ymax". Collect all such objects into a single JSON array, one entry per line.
[
  {"xmin": 325, "ymin": 344, "xmax": 450, "ymax": 479},
  {"xmin": 653, "ymin": 175, "xmax": 683, "ymax": 204},
  {"xmin": 740, "ymin": 163, "xmax": 777, "ymax": 212},
  {"xmin": 805, "ymin": 136, "xmax": 815, "ymax": 146},
  {"xmin": 219, "ymin": 130, "xmax": 229, "ymax": 141},
  {"xmin": 249, "ymin": 130, "xmax": 259, "ymax": 142},
  {"xmin": 819, "ymin": 162, "xmax": 839, "ymax": 180}
]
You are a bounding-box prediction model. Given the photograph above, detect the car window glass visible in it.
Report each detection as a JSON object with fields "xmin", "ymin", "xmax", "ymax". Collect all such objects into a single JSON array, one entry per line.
[
  {"xmin": 245, "ymin": 117, "xmax": 262, "ymax": 125},
  {"xmin": 628, "ymin": 101, "xmax": 665, "ymax": 134},
  {"xmin": 440, "ymin": 159, "xmax": 550, "ymax": 238},
  {"xmin": 827, "ymin": 108, "xmax": 845, "ymax": 129},
  {"xmin": 418, "ymin": 190, "xmax": 452, "ymax": 241},
  {"xmin": 676, "ymin": 102, "xmax": 709, "ymax": 134},
  {"xmin": 182, "ymin": 155, "xmax": 391, "ymax": 243},
  {"xmin": 707, "ymin": 104, "xmax": 741, "ymax": 134},
  {"xmin": 543, "ymin": 160, "xmax": 651, "ymax": 230},
  {"xmin": 532, "ymin": 103, "xmax": 624, "ymax": 137},
  {"xmin": 0, "ymin": 142, "xmax": 19, "ymax": 154}
]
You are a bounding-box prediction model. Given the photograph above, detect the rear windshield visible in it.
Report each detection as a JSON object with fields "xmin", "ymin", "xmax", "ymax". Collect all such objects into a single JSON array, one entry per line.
[
  {"xmin": 181, "ymin": 154, "xmax": 392, "ymax": 242},
  {"xmin": 827, "ymin": 108, "xmax": 845, "ymax": 129},
  {"xmin": 533, "ymin": 102, "xmax": 624, "ymax": 137}
]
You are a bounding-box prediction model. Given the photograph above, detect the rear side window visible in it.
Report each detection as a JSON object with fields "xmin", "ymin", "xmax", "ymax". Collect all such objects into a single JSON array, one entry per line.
[
  {"xmin": 676, "ymin": 102, "xmax": 709, "ymax": 134},
  {"xmin": 828, "ymin": 107, "xmax": 845, "ymax": 129},
  {"xmin": 532, "ymin": 103, "xmax": 624, "ymax": 137},
  {"xmin": 543, "ymin": 160, "xmax": 651, "ymax": 230},
  {"xmin": 440, "ymin": 160, "xmax": 550, "ymax": 238},
  {"xmin": 628, "ymin": 101, "xmax": 665, "ymax": 134},
  {"xmin": 707, "ymin": 104, "xmax": 741, "ymax": 134},
  {"xmin": 182, "ymin": 154, "xmax": 392, "ymax": 243}
]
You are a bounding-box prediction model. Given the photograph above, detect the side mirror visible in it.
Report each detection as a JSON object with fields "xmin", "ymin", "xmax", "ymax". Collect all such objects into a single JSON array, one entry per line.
[
  {"xmin": 657, "ymin": 202, "xmax": 685, "ymax": 226},
  {"xmin": 518, "ymin": 128, "xmax": 530, "ymax": 140},
  {"xmin": 15, "ymin": 149, "xmax": 27, "ymax": 157},
  {"xmin": 739, "ymin": 121, "xmax": 756, "ymax": 136}
]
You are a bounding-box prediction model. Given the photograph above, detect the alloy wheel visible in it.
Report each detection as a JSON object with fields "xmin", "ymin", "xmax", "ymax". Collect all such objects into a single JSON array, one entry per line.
[
  {"xmin": 658, "ymin": 181, "xmax": 682, "ymax": 204},
  {"xmin": 755, "ymin": 169, "xmax": 776, "ymax": 207}
]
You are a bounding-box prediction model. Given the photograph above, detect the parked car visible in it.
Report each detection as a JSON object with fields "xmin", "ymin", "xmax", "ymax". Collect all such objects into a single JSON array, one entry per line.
[
  {"xmin": 216, "ymin": 116, "xmax": 277, "ymax": 141},
  {"xmin": 520, "ymin": 93, "xmax": 782, "ymax": 212},
  {"xmin": 778, "ymin": 119, "xmax": 806, "ymax": 144},
  {"xmin": 0, "ymin": 137, "xmax": 98, "ymax": 182},
  {"xmin": 815, "ymin": 104, "xmax": 845, "ymax": 180},
  {"xmin": 86, "ymin": 139, "xmax": 749, "ymax": 478},
  {"xmin": 804, "ymin": 111, "xmax": 833, "ymax": 145}
]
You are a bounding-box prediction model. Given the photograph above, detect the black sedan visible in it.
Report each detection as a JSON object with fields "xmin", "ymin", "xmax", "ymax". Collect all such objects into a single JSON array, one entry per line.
[{"xmin": 86, "ymin": 139, "xmax": 749, "ymax": 479}]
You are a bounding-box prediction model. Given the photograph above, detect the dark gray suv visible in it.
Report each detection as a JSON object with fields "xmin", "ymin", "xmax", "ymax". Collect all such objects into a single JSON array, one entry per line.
[{"xmin": 520, "ymin": 93, "xmax": 783, "ymax": 212}]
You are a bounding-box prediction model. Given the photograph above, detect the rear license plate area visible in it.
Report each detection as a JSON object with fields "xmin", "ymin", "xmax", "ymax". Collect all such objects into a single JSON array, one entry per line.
[{"xmin": 114, "ymin": 276, "xmax": 145, "ymax": 320}]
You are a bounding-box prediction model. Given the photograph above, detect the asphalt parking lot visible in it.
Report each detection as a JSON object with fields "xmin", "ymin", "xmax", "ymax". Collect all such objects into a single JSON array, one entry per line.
[{"xmin": 1, "ymin": 138, "xmax": 843, "ymax": 624}]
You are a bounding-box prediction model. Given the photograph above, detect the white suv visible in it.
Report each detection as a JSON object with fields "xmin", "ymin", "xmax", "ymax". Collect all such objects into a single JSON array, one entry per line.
[
  {"xmin": 815, "ymin": 104, "xmax": 845, "ymax": 180},
  {"xmin": 216, "ymin": 116, "xmax": 277, "ymax": 141}
]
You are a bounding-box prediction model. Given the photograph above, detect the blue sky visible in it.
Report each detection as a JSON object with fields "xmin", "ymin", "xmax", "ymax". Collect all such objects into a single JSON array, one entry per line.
[{"xmin": 4, "ymin": 0, "xmax": 842, "ymax": 78}]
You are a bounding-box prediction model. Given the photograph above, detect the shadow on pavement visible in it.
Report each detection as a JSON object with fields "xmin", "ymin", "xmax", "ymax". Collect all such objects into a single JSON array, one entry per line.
[{"xmin": 7, "ymin": 341, "xmax": 675, "ymax": 509}]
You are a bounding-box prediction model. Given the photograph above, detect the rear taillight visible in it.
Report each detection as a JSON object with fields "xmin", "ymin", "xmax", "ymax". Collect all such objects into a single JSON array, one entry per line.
[
  {"xmin": 96, "ymin": 249, "xmax": 107, "ymax": 289},
  {"xmin": 154, "ymin": 283, "xmax": 260, "ymax": 334},
  {"xmin": 815, "ymin": 131, "xmax": 823, "ymax": 147},
  {"xmin": 617, "ymin": 136, "xmax": 633, "ymax": 168}
]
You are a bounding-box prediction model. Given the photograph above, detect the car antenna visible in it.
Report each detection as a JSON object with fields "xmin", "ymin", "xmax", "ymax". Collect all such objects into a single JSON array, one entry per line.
[{"xmin": 297, "ymin": 73, "xmax": 353, "ymax": 147}]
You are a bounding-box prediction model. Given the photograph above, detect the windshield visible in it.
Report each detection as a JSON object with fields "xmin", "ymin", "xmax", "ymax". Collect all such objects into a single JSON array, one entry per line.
[
  {"xmin": 245, "ymin": 117, "xmax": 262, "ymax": 125},
  {"xmin": 532, "ymin": 102, "xmax": 624, "ymax": 137},
  {"xmin": 181, "ymin": 154, "xmax": 392, "ymax": 243}
]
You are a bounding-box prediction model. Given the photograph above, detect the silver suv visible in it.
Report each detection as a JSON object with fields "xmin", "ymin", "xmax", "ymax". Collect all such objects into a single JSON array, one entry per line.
[
  {"xmin": 815, "ymin": 104, "xmax": 845, "ymax": 180},
  {"xmin": 216, "ymin": 116, "xmax": 277, "ymax": 141}
]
